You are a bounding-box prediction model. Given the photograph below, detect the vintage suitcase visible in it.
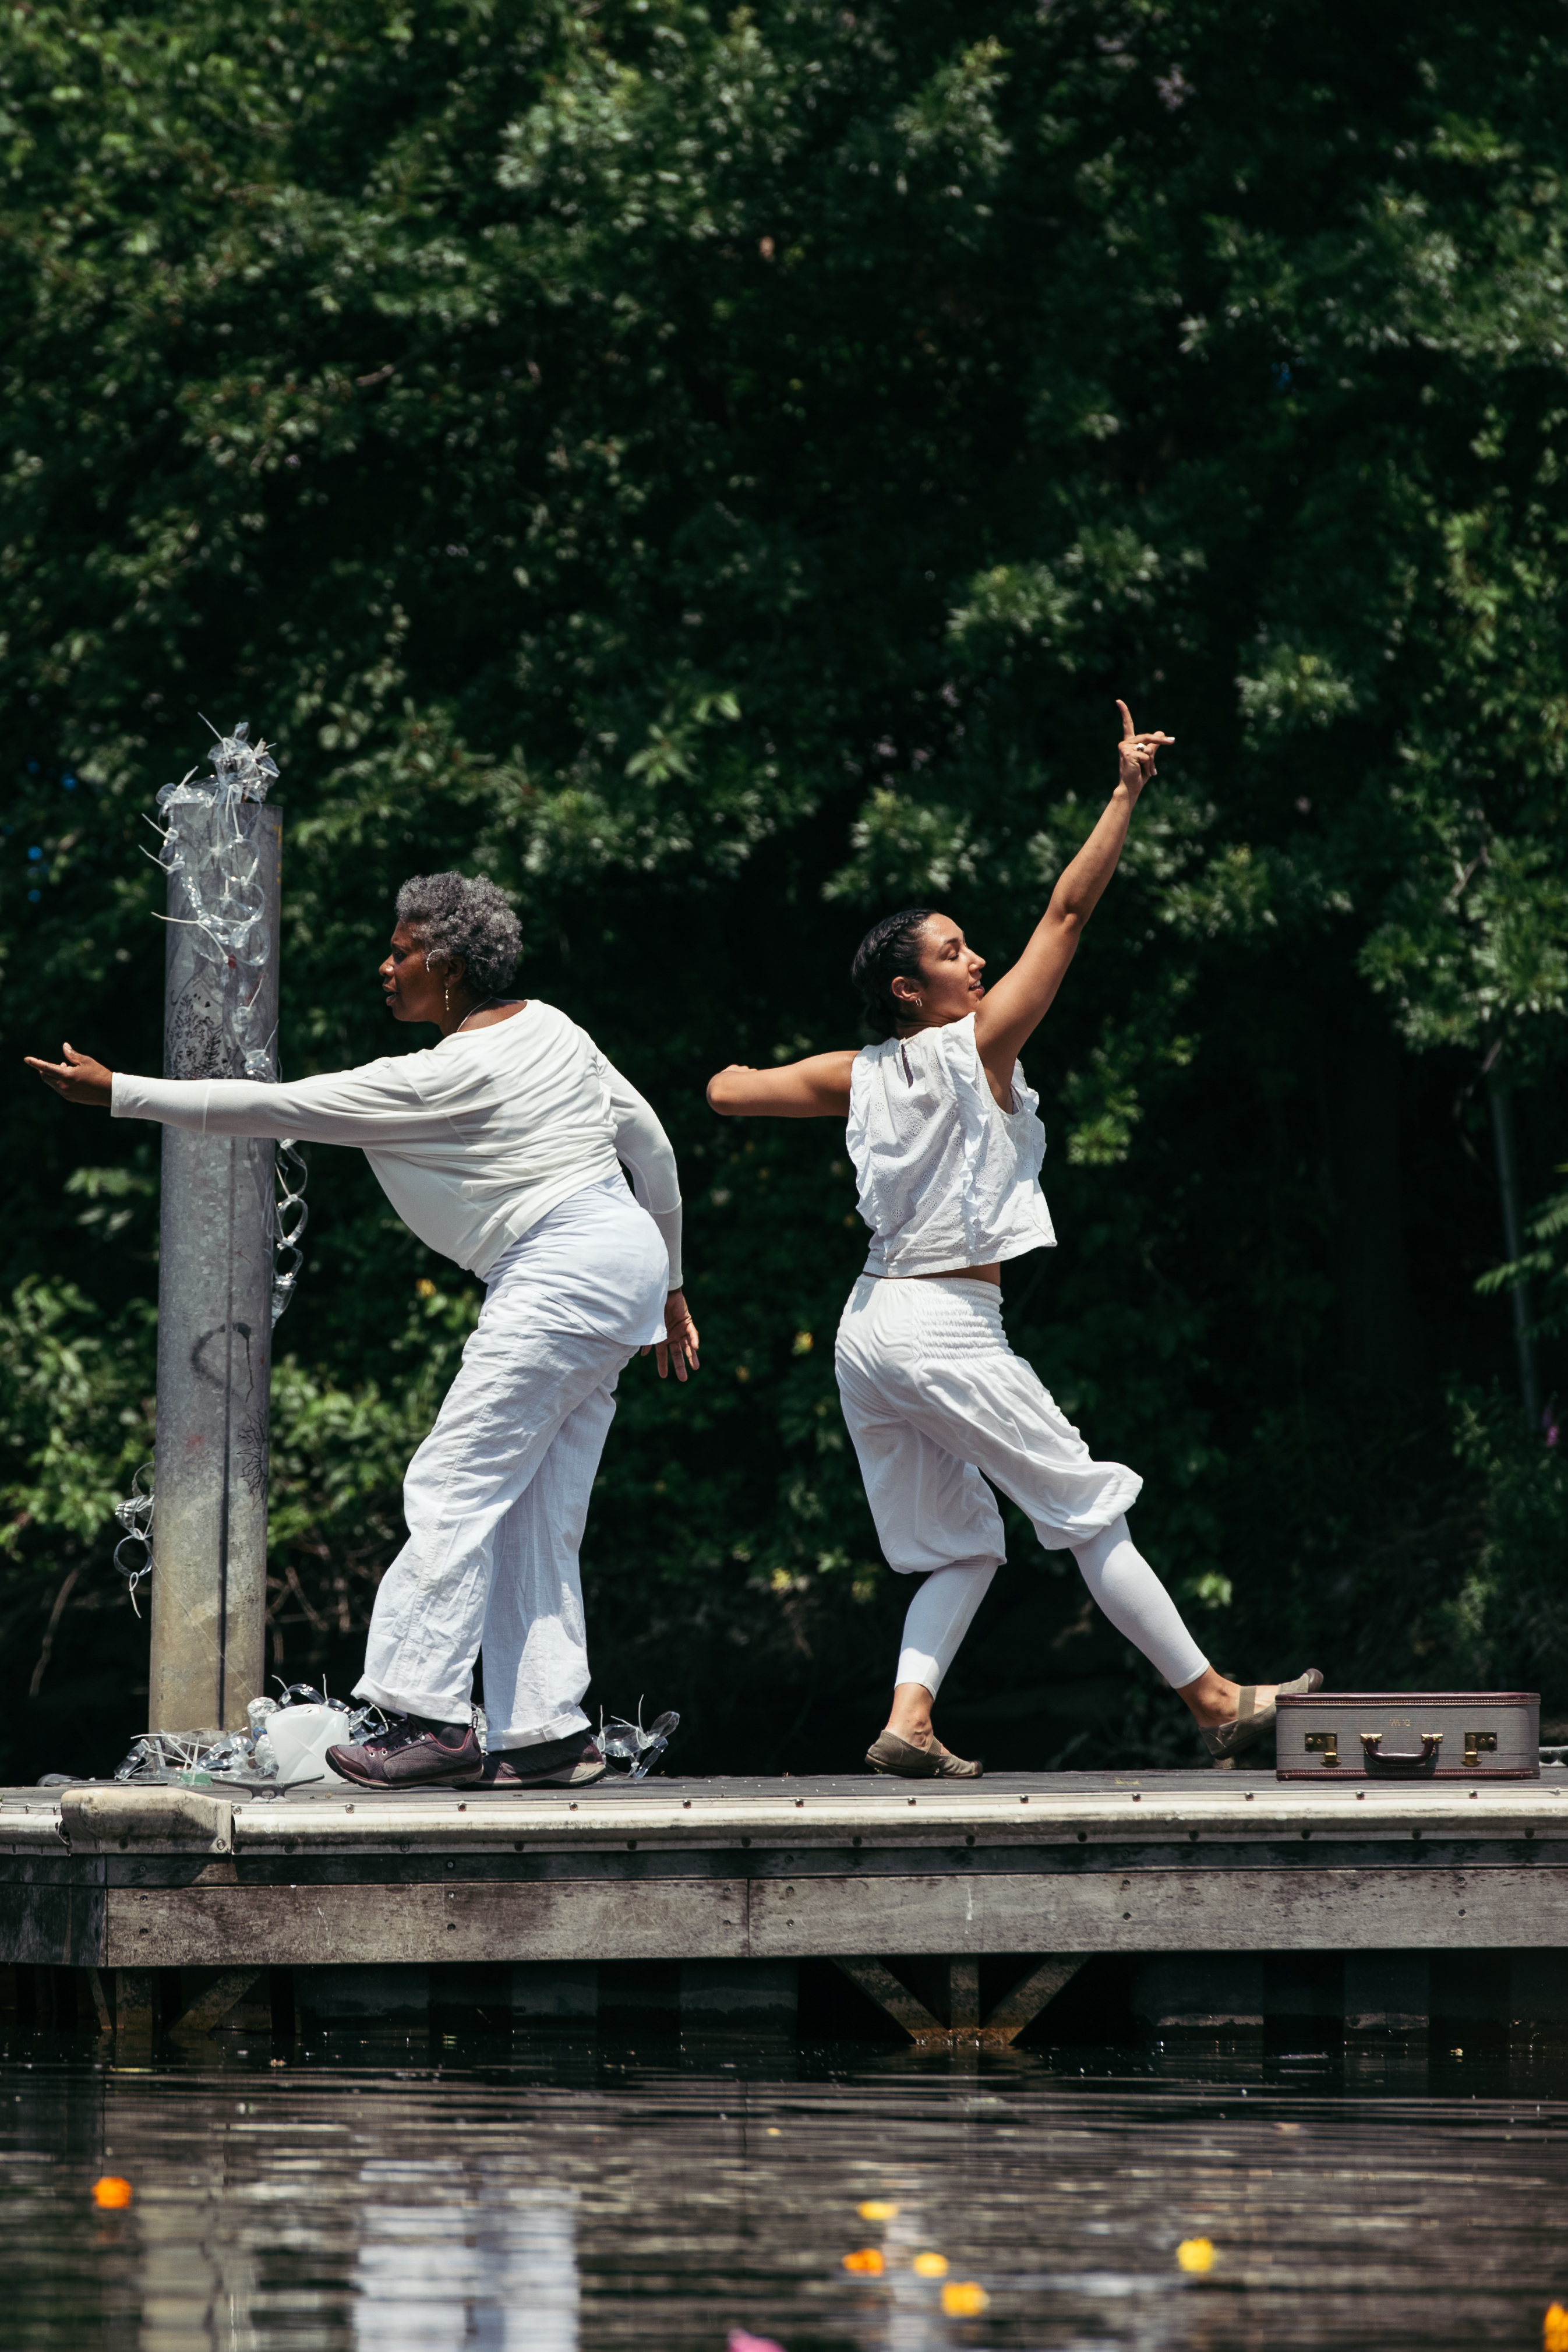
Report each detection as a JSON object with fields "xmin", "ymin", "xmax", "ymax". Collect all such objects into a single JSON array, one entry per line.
[{"xmin": 1276, "ymin": 1691, "xmax": 1539, "ymax": 1781}]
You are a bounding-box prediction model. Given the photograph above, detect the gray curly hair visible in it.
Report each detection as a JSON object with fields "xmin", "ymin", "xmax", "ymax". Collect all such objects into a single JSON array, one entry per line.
[{"xmin": 394, "ymin": 872, "xmax": 522, "ymax": 998}]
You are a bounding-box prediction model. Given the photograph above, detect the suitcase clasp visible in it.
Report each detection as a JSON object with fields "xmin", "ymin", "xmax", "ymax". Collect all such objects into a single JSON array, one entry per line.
[
  {"xmin": 1464, "ymin": 1730, "xmax": 1498, "ymax": 1768},
  {"xmin": 1304, "ymin": 1732, "xmax": 1340, "ymax": 1768}
]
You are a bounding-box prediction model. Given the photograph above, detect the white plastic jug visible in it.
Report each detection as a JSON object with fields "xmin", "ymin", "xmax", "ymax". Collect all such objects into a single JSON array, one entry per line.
[{"xmin": 265, "ymin": 1703, "xmax": 348, "ymax": 1787}]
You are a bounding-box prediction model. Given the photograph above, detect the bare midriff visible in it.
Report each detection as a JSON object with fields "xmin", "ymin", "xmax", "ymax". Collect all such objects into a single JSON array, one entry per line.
[{"xmin": 914, "ymin": 1262, "xmax": 1001, "ymax": 1286}]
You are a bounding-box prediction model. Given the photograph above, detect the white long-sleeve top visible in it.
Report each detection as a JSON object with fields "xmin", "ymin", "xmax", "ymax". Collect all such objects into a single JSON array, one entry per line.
[{"xmin": 111, "ymin": 998, "xmax": 683, "ymax": 1287}]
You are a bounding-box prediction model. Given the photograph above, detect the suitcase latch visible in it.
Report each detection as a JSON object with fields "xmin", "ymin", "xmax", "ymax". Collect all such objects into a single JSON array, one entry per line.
[
  {"xmin": 1304, "ymin": 1731, "xmax": 1340, "ymax": 1768},
  {"xmin": 1464, "ymin": 1730, "xmax": 1498, "ymax": 1768}
]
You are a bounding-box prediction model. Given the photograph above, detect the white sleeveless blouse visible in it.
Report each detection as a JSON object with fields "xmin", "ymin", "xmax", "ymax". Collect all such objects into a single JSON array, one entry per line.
[{"xmin": 846, "ymin": 1013, "xmax": 1057, "ymax": 1277}]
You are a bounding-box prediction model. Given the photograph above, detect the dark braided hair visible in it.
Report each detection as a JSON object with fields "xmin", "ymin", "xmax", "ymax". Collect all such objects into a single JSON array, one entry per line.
[{"xmin": 851, "ymin": 907, "xmax": 934, "ymax": 1040}]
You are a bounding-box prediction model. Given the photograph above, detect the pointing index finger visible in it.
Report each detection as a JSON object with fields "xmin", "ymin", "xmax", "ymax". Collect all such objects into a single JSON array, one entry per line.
[{"xmin": 1116, "ymin": 698, "xmax": 1136, "ymax": 740}]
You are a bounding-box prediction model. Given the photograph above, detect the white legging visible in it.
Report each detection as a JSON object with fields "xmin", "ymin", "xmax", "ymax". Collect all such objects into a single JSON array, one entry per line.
[{"xmin": 896, "ymin": 1513, "xmax": 1207, "ymax": 1697}]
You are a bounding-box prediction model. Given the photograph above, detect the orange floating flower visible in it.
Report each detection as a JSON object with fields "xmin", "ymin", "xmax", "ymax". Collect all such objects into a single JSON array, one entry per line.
[
  {"xmin": 842, "ymin": 2248, "xmax": 885, "ymax": 2276},
  {"xmin": 1176, "ymin": 2238, "xmax": 1215, "ymax": 2274},
  {"xmin": 857, "ymin": 2201, "xmax": 899, "ymax": 2222},
  {"xmin": 941, "ymin": 2282, "xmax": 990, "ymax": 2316},
  {"xmin": 913, "ymin": 2252, "xmax": 949, "ymax": 2278},
  {"xmin": 92, "ymin": 2177, "xmax": 133, "ymax": 2210},
  {"xmin": 1544, "ymin": 2304, "xmax": 1568, "ymax": 2352}
]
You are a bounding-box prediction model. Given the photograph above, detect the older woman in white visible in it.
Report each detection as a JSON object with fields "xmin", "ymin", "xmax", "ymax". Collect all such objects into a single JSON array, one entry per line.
[
  {"xmin": 27, "ymin": 873, "xmax": 698, "ymax": 1792},
  {"xmin": 709, "ymin": 704, "xmax": 1318, "ymax": 1776}
]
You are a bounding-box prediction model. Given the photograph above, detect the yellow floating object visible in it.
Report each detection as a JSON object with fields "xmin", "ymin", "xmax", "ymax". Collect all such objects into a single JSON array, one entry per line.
[
  {"xmin": 93, "ymin": 2177, "xmax": 133, "ymax": 2210},
  {"xmin": 941, "ymin": 2282, "xmax": 990, "ymax": 2316},
  {"xmin": 857, "ymin": 2201, "xmax": 899, "ymax": 2222},
  {"xmin": 842, "ymin": 2248, "xmax": 885, "ymax": 2276},
  {"xmin": 1176, "ymin": 2238, "xmax": 1215, "ymax": 2274},
  {"xmin": 913, "ymin": 2252, "xmax": 949, "ymax": 2277},
  {"xmin": 766, "ymin": 2128, "xmax": 782, "ymax": 2138},
  {"xmin": 1544, "ymin": 2304, "xmax": 1568, "ymax": 2352}
]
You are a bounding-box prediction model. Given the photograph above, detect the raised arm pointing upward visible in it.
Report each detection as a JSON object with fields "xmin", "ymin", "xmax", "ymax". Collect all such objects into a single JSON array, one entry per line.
[
  {"xmin": 708, "ymin": 699, "xmax": 1171, "ymax": 1124},
  {"xmin": 707, "ymin": 703, "xmax": 1320, "ymax": 1782}
]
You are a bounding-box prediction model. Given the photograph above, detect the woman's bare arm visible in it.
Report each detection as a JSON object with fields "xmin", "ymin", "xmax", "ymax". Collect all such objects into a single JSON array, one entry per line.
[
  {"xmin": 707, "ymin": 1051, "xmax": 857, "ymax": 1119},
  {"xmin": 972, "ymin": 700, "xmax": 1170, "ymax": 1088}
]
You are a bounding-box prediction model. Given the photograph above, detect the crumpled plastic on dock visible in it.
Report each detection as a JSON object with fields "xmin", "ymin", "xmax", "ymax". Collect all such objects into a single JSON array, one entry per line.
[
  {"xmin": 598, "ymin": 1702, "xmax": 680, "ymax": 1781},
  {"xmin": 111, "ymin": 1686, "xmax": 388, "ymax": 1789}
]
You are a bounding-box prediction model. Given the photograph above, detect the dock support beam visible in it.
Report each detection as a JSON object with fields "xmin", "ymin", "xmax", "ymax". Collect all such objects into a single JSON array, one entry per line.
[
  {"xmin": 149, "ymin": 795, "xmax": 281, "ymax": 1736},
  {"xmin": 171, "ymin": 1967, "xmax": 263, "ymax": 2043},
  {"xmin": 114, "ymin": 1968, "xmax": 157, "ymax": 2053},
  {"xmin": 832, "ymin": 1955, "xmax": 1085, "ymax": 2044}
]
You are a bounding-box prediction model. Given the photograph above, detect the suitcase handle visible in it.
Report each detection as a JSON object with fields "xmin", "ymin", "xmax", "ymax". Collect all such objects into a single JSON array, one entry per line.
[{"xmin": 1360, "ymin": 1731, "xmax": 1442, "ymax": 1771}]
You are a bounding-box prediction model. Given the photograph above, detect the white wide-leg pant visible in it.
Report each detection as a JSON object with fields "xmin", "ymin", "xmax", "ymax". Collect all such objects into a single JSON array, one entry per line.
[
  {"xmin": 355, "ymin": 1327, "xmax": 628, "ymax": 1745},
  {"xmin": 355, "ymin": 1182, "xmax": 668, "ymax": 1749},
  {"xmin": 834, "ymin": 1273, "xmax": 1209, "ymax": 1697}
]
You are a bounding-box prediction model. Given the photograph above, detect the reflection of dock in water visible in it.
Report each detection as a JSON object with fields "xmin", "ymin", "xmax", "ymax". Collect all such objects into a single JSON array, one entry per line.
[{"xmin": 4, "ymin": 1768, "xmax": 1568, "ymax": 2050}]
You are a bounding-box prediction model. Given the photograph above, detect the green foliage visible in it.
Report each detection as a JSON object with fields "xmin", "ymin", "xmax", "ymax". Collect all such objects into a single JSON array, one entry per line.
[
  {"xmin": 0, "ymin": 1280, "xmax": 155, "ymax": 1555},
  {"xmin": 1439, "ymin": 1389, "xmax": 1568, "ymax": 1707},
  {"xmin": 1, "ymin": 0, "xmax": 1566, "ymax": 1770},
  {"xmin": 1478, "ymin": 1173, "xmax": 1568, "ymax": 1347}
]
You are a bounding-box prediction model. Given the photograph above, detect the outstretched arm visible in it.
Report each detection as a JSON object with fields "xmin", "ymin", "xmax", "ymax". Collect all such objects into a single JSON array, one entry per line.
[
  {"xmin": 707, "ymin": 1050, "xmax": 857, "ymax": 1120},
  {"xmin": 29, "ymin": 1050, "xmax": 464, "ymax": 1143},
  {"xmin": 972, "ymin": 699, "xmax": 1170, "ymax": 1089}
]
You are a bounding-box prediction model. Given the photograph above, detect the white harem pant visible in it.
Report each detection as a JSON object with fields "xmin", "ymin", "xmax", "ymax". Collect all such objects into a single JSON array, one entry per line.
[
  {"xmin": 355, "ymin": 1181, "xmax": 669, "ymax": 1749},
  {"xmin": 835, "ymin": 1273, "xmax": 1209, "ymax": 1696}
]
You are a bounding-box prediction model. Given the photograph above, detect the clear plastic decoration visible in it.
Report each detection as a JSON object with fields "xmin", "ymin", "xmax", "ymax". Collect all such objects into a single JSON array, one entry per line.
[
  {"xmin": 110, "ymin": 1681, "xmax": 387, "ymax": 1788},
  {"xmin": 112, "ymin": 1729, "xmax": 223, "ymax": 1786},
  {"xmin": 270, "ymin": 1138, "xmax": 310, "ymax": 1325},
  {"xmin": 147, "ymin": 718, "xmax": 280, "ymax": 1084},
  {"xmin": 143, "ymin": 718, "xmax": 310, "ymax": 1327},
  {"xmin": 598, "ymin": 1700, "xmax": 680, "ymax": 1780},
  {"xmin": 111, "ymin": 1463, "xmax": 156, "ymax": 1617}
]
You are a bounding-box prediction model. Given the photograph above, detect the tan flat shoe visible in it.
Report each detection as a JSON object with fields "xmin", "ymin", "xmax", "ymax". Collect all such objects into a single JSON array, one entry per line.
[
  {"xmin": 1199, "ymin": 1668, "xmax": 1323, "ymax": 1768},
  {"xmin": 866, "ymin": 1729, "xmax": 983, "ymax": 1779}
]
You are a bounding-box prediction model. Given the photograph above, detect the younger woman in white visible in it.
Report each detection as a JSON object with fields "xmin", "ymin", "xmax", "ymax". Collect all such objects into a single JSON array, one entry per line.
[{"xmin": 708, "ymin": 702, "xmax": 1318, "ymax": 1775}]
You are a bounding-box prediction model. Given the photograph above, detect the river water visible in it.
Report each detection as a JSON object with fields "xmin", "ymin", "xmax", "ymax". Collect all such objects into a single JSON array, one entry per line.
[{"xmin": 3, "ymin": 2029, "xmax": 1567, "ymax": 2350}]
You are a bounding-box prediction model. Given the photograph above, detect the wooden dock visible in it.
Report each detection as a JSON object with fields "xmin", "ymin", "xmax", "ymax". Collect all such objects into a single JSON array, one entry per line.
[{"xmin": 4, "ymin": 1768, "xmax": 1567, "ymax": 2049}]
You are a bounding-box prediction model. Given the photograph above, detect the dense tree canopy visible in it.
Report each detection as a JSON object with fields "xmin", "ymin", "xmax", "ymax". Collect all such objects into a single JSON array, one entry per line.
[{"xmin": 1, "ymin": 0, "xmax": 1565, "ymax": 1776}]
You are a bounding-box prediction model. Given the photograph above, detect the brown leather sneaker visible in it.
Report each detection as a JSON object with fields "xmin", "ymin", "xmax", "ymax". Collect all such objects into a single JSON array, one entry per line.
[
  {"xmin": 326, "ymin": 1715, "xmax": 484, "ymax": 1789},
  {"xmin": 478, "ymin": 1733, "xmax": 607, "ymax": 1789}
]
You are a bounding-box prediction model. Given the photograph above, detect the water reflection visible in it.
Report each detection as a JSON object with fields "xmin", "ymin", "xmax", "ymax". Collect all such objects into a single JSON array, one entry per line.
[
  {"xmin": 1, "ymin": 2036, "xmax": 1568, "ymax": 2350},
  {"xmin": 353, "ymin": 2166, "xmax": 577, "ymax": 2351}
]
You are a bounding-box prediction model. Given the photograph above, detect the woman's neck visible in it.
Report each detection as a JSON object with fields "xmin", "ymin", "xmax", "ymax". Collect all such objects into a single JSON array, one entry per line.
[
  {"xmin": 439, "ymin": 997, "xmax": 528, "ymax": 1040},
  {"xmin": 894, "ymin": 1011, "xmax": 958, "ymax": 1039}
]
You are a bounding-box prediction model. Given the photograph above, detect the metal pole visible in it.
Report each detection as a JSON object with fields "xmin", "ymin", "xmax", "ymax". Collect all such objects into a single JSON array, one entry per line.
[
  {"xmin": 149, "ymin": 797, "xmax": 281, "ymax": 1736},
  {"xmin": 1486, "ymin": 1066, "xmax": 1543, "ymax": 1433}
]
